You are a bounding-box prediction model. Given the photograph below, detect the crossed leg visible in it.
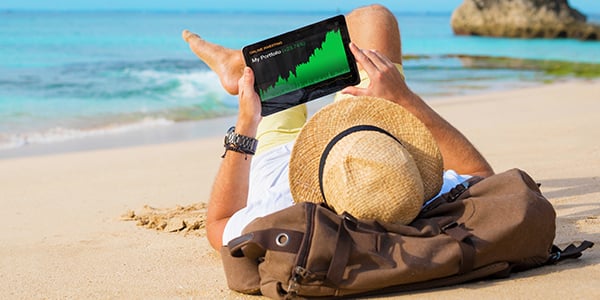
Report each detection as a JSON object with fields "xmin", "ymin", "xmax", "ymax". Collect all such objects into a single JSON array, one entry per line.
[
  {"xmin": 182, "ymin": 4, "xmax": 402, "ymax": 95},
  {"xmin": 182, "ymin": 30, "xmax": 244, "ymax": 95}
]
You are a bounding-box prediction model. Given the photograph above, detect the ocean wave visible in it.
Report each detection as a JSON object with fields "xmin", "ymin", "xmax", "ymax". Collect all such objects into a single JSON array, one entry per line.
[
  {"xmin": 0, "ymin": 59, "xmax": 237, "ymax": 137},
  {"xmin": 124, "ymin": 67, "xmax": 229, "ymax": 101},
  {"xmin": 1, "ymin": 58, "xmax": 230, "ymax": 100},
  {"xmin": 0, "ymin": 117, "xmax": 175, "ymax": 150}
]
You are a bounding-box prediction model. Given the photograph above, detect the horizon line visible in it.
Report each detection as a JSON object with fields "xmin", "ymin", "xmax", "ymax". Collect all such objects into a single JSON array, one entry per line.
[{"xmin": 0, "ymin": 8, "xmax": 457, "ymax": 15}]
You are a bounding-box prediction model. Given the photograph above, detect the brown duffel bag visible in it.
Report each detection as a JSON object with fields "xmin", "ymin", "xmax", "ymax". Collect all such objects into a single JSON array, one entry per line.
[{"xmin": 220, "ymin": 168, "xmax": 593, "ymax": 299}]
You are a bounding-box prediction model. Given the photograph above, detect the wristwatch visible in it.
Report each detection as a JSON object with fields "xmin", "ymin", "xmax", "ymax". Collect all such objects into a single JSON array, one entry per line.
[{"xmin": 223, "ymin": 126, "xmax": 258, "ymax": 158}]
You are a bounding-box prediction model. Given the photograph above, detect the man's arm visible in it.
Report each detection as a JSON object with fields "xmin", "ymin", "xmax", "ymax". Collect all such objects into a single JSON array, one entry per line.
[
  {"xmin": 342, "ymin": 43, "xmax": 494, "ymax": 178},
  {"xmin": 206, "ymin": 67, "xmax": 262, "ymax": 250}
]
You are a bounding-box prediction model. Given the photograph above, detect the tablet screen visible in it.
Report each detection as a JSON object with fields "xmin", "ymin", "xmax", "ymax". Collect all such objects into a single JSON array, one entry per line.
[{"xmin": 242, "ymin": 15, "xmax": 359, "ymax": 116}]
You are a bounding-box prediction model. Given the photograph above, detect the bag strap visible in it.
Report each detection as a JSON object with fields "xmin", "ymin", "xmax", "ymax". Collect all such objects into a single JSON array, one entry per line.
[
  {"xmin": 325, "ymin": 214, "xmax": 397, "ymax": 285},
  {"xmin": 547, "ymin": 241, "xmax": 594, "ymax": 264},
  {"xmin": 418, "ymin": 176, "xmax": 483, "ymax": 217},
  {"xmin": 441, "ymin": 221, "xmax": 476, "ymax": 274},
  {"xmin": 228, "ymin": 229, "xmax": 304, "ymax": 259},
  {"xmin": 326, "ymin": 213, "xmax": 365, "ymax": 285}
]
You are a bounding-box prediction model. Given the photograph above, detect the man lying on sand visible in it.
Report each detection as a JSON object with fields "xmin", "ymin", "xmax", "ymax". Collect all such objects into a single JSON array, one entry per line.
[{"xmin": 182, "ymin": 4, "xmax": 494, "ymax": 250}]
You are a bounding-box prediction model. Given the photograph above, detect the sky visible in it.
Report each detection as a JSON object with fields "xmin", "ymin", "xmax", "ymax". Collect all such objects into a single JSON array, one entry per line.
[{"xmin": 1, "ymin": 0, "xmax": 599, "ymax": 14}]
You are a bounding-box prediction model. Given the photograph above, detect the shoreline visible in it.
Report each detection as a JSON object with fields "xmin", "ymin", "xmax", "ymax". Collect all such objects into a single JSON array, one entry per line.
[
  {"xmin": 0, "ymin": 93, "xmax": 336, "ymax": 160},
  {"xmin": 1, "ymin": 81, "xmax": 599, "ymax": 298},
  {"xmin": 2, "ymin": 55, "xmax": 599, "ymax": 158},
  {"xmin": 2, "ymin": 77, "xmax": 596, "ymax": 160},
  {"xmin": 0, "ymin": 115, "xmax": 237, "ymax": 160}
]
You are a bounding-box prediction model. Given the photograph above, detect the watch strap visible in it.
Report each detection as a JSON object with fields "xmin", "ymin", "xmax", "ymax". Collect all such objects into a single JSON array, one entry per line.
[{"xmin": 223, "ymin": 126, "xmax": 258, "ymax": 158}]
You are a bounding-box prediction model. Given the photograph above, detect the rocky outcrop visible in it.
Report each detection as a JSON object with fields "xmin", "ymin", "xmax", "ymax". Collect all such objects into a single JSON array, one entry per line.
[{"xmin": 451, "ymin": 0, "xmax": 600, "ymax": 40}]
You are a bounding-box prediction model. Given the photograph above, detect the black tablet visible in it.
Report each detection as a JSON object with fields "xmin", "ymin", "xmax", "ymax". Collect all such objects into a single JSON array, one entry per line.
[{"xmin": 242, "ymin": 15, "xmax": 360, "ymax": 116}]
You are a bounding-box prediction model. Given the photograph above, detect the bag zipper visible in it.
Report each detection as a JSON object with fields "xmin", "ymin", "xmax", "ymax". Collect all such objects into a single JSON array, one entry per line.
[{"xmin": 287, "ymin": 203, "xmax": 317, "ymax": 297}]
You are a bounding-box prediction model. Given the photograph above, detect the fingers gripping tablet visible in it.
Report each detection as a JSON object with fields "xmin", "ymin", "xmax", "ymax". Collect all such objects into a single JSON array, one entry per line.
[{"xmin": 242, "ymin": 15, "xmax": 360, "ymax": 116}]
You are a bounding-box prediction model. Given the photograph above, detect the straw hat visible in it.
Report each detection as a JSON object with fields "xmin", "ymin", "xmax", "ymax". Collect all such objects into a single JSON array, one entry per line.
[{"xmin": 289, "ymin": 96, "xmax": 443, "ymax": 224}]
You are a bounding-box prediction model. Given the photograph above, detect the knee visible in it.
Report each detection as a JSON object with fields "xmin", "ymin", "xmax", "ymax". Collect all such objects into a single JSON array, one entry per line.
[
  {"xmin": 348, "ymin": 4, "xmax": 395, "ymax": 20},
  {"xmin": 347, "ymin": 4, "xmax": 399, "ymax": 33}
]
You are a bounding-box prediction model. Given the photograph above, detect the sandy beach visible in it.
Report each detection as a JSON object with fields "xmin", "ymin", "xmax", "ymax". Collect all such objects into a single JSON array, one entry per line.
[{"xmin": 1, "ymin": 80, "xmax": 599, "ymax": 299}]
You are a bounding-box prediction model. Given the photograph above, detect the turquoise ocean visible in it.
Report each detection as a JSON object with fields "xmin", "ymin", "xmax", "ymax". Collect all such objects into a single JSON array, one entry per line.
[{"xmin": 1, "ymin": 11, "xmax": 599, "ymax": 151}]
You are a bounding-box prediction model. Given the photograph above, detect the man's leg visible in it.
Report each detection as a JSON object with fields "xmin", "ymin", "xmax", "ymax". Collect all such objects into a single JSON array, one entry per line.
[
  {"xmin": 335, "ymin": 5, "xmax": 405, "ymax": 102},
  {"xmin": 182, "ymin": 30, "xmax": 243, "ymax": 95},
  {"xmin": 346, "ymin": 4, "xmax": 402, "ymax": 65}
]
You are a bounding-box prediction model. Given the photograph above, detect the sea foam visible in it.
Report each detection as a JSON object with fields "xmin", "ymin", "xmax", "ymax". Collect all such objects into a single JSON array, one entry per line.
[{"xmin": 0, "ymin": 117, "xmax": 175, "ymax": 150}]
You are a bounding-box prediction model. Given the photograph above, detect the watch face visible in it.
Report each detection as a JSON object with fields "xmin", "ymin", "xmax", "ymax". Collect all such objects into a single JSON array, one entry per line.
[{"xmin": 225, "ymin": 126, "xmax": 236, "ymax": 144}]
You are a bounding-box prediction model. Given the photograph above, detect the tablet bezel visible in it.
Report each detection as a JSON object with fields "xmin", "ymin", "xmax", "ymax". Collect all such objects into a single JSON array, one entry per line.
[{"xmin": 242, "ymin": 15, "xmax": 360, "ymax": 116}]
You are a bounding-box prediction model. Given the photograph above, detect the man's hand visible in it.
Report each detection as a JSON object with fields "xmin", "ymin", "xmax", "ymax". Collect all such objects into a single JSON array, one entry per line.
[
  {"xmin": 342, "ymin": 43, "xmax": 494, "ymax": 178},
  {"xmin": 235, "ymin": 67, "xmax": 262, "ymax": 137},
  {"xmin": 341, "ymin": 43, "xmax": 413, "ymax": 106}
]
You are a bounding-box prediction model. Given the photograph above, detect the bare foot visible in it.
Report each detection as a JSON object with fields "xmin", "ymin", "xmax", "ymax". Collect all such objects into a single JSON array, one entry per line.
[{"xmin": 182, "ymin": 30, "xmax": 244, "ymax": 95}]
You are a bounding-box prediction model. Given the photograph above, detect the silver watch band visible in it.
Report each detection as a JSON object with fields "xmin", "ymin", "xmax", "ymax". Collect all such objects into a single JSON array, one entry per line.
[{"xmin": 223, "ymin": 126, "xmax": 258, "ymax": 157}]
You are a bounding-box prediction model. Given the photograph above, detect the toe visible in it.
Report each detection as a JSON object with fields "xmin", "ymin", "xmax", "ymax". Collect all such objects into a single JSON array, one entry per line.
[{"xmin": 182, "ymin": 30, "xmax": 199, "ymax": 43}]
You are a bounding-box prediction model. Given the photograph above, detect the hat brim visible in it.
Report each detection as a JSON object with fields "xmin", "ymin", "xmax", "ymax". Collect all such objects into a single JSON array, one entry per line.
[{"xmin": 289, "ymin": 96, "xmax": 443, "ymax": 206}]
